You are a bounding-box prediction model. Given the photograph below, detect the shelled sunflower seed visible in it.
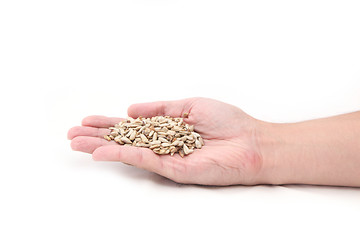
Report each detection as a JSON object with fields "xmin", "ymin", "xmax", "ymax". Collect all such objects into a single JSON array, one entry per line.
[{"xmin": 104, "ymin": 115, "xmax": 204, "ymax": 157}]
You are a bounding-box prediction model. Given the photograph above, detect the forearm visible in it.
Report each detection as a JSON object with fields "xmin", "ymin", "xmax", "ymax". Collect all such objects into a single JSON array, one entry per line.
[{"xmin": 259, "ymin": 112, "xmax": 360, "ymax": 187}]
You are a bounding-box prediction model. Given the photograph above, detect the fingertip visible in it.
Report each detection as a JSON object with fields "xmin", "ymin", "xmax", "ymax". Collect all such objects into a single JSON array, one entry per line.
[
  {"xmin": 67, "ymin": 126, "xmax": 81, "ymax": 140},
  {"xmin": 127, "ymin": 104, "xmax": 138, "ymax": 118},
  {"xmin": 127, "ymin": 101, "xmax": 166, "ymax": 118},
  {"xmin": 92, "ymin": 146, "xmax": 106, "ymax": 161},
  {"xmin": 92, "ymin": 145, "xmax": 120, "ymax": 161},
  {"xmin": 81, "ymin": 115, "xmax": 104, "ymax": 126},
  {"xmin": 70, "ymin": 136, "xmax": 82, "ymax": 151},
  {"xmin": 70, "ymin": 136, "xmax": 114, "ymax": 154}
]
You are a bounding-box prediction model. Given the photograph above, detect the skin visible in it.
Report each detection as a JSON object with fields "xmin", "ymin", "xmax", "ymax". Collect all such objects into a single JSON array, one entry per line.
[{"xmin": 68, "ymin": 97, "xmax": 360, "ymax": 187}]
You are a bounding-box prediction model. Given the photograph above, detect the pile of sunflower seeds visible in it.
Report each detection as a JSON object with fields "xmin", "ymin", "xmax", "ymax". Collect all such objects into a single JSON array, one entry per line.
[{"xmin": 104, "ymin": 115, "xmax": 204, "ymax": 157}]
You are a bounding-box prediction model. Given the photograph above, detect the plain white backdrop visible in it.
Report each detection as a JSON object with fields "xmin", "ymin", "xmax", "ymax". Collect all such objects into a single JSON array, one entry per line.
[{"xmin": 0, "ymin": 0, "xmax": 359, "ymax": 239}]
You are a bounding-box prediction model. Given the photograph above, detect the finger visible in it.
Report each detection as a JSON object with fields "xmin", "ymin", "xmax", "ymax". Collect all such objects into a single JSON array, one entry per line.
[
  {"xmin": 92, "ymin": 145, "xmax": 188, "ymax": 183},
  {"xmin": 127, "ymin": 98, "xmax": 197, "ymax": 118},
  {"xmin": 70, "ymin": 136, "xmax": 117, "ymax": 154},
  {"xmin": 67, "ymin": 126, "xmax": 110, "ymax": 140},
  {"xmin": 82, "ymin": 115, "xmax": 124, "ymax": 128}
]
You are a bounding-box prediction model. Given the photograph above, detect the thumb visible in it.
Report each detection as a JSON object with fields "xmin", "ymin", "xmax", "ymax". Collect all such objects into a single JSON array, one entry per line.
[{"xmin": 127, "ymin": 98, "xmax": 197, "ymax": 118}]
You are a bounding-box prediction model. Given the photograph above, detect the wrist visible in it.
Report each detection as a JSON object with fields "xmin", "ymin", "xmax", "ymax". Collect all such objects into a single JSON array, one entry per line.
[{"xmin": 256, "ymin": 121, "xmax": 311, "ymax": 185}]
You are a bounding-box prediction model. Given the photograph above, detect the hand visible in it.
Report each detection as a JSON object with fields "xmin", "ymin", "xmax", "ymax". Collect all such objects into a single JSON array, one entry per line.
[{"xmin": 68, "ymin": 97, "xmax": 268, "ymax": 185}]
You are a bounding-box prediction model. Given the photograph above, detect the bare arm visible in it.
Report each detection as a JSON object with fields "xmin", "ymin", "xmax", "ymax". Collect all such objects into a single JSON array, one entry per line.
[{"xmin": 259, "ymin": 112, "xmax": 360, "ymax": 187}]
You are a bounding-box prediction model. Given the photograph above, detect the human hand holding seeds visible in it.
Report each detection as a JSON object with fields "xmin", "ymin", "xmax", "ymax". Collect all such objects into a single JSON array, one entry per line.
[{"xmin": 68, "ymin": 97, "xmax": 360, "ymax": 187}]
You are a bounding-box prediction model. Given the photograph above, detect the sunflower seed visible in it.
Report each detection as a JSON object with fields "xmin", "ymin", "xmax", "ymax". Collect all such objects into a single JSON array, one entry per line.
[
  {"xmin": 195, "ymin": 139, "xmax": 202, "ymax": 149},
  {"xmin": 114, "ymin": 136, "xmax": 124, "ymax": 144},
  {"xmin": 183, "ymin": 144, "xmax": 190, "ymax": 155},
  {"xmin": 120, "ymin": 136, "xmax": 132, "ymax": 144},
  {"xmin": 198, "ymin": 137, "xmax": 204, "ymax": 146},
  {"xmin": 149, "ymin": 144, "xmax": 161, "ymax": 149},
  {"xmin": 140, "ymin": 134, "xmax": 149, "ymax": 143},
  {"xmin": 126, "ymin": 129, "xmax": 133, "ymax": 138},
  {"xmin": 167, "ymin": 130, "xmax": 176, "ymax": 136},
  {"xmin": 153, "ymin": 132, "xmax": 158, "ymax": 141},
  {"xmin": 171, "ymin": 140, "xmax": 179, "ymax": 146},
  {"xmin": 129, "ymin": 130, "xmax": 137, "ymax": 140},
  {"xmin": 161, "ymin": 143, "xmax": 171, "ymax": 147},
  {"xmin": 150, "ymin": 140, "xmax": 161, "ymax": 145},
  {"xmin": 136, "ymin": 142, "xmax": 150, "ymax": 147},
  {"xmin": 158, "ymin": 137, "xmax": 169, "ymax": 143},
  {"xmin": 110, "ymin": 131, "xmax": 118, "ymax": 137}
]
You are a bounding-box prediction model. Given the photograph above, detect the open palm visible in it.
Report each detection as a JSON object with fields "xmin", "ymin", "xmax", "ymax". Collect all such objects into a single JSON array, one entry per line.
[{"xmin": 68, "ymin": 98, "xmax": 266, "ymax": 185}]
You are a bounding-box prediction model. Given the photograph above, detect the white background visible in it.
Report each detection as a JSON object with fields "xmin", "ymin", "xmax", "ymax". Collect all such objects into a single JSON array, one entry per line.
[{"xmin": 0, "ymin": 0, "xmax": 359, "ymax": 239}]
